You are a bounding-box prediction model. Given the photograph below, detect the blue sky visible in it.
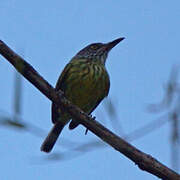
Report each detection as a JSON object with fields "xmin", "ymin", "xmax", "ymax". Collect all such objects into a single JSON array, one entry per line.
[{"xmin": 0, "ymin": 1, "xmax": 180, "ymax": 179}]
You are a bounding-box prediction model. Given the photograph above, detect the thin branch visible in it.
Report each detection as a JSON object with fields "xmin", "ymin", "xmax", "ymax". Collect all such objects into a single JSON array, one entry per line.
[
  {"xmin": 124, "ymin": 114, "xmax": 169, "ymax": 142},
  {"xmin": 0, "ymin": 40, "xmax": 179, "ymax": 180},
  {"xmin": 170, "ymin": 112, "xmax": 180, "ymax": 172},
  {"xmin": 147, "ymin": 66, "xmax": 179, "ymax": 113},
  {"xmin": 13, "ymin": 71, "xmax": 22, "ymax": 121}
]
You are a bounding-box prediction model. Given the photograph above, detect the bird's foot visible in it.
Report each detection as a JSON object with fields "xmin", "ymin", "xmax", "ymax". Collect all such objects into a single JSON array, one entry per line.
[
  {"xmin": 89, "ymin": 114, "xmax": 96, "ymax": 120},
  {"xmin": 84, "ymin": 115, "xmax": 96, "ymax": 135},
  {"xmin": 85, "ymin": 128, "xmax": 88, "ymax": 135}
]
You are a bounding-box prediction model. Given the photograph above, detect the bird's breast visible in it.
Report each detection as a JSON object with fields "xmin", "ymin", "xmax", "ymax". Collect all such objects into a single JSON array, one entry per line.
[{"xmin": 64, "ymin": 61, "xmax": 110, "ymax": 112}]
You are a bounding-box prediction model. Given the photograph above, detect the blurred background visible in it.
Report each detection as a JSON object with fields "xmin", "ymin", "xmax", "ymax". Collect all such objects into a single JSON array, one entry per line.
[{"xmin": 0, "ymin": 1, "xmax": 180, "ymax": 179}]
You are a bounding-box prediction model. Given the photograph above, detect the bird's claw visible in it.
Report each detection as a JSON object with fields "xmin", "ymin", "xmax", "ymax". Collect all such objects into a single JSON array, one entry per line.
[
  {"xmin": 89, "ymin": 114, "xmax": 96, "ymax": 120},
  {"xmin": 85, "ymin": 115, "xmax": 96, "ymax": 135},
  {"xmin": 85, "ymin": 128, "xmax": 88, "ymax": 135}
]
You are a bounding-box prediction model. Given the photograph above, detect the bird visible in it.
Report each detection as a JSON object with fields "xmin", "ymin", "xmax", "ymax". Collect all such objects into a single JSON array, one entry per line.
[{"xmin": 41, "ymin": 37, "xmax": 125, "ymax": 153}]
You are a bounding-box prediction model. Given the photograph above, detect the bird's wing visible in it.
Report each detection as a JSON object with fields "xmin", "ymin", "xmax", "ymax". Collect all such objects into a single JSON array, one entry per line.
[
  {"xmin": 55, "ymin": 62, "xmax": 73, "ymax": 91},
  {"xmin": 52, "ymin": 62, "xmax": 73, "ymax": 123}
]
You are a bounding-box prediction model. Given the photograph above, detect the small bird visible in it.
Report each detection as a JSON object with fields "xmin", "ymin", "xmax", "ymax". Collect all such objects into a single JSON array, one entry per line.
[{"xmin": 41, "ymin": 37, "xmax": 125, "ymax": 153}]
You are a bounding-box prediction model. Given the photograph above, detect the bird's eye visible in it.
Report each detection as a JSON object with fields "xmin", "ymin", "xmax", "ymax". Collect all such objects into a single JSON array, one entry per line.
[{"xmin": 90, "ymin": 45, "xmax": 98, "ymax": 50}]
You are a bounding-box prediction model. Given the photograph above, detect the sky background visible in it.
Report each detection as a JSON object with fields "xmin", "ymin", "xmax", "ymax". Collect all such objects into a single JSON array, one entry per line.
[{"xmin": 0, "ymin": 1, "xmax": 180, "ymax": 180}]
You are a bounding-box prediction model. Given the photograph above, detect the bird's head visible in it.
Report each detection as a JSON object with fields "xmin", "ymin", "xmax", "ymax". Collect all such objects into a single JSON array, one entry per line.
[{"xmin": 75, "ymin": 37, "xmax": 125, "ymax": 64}]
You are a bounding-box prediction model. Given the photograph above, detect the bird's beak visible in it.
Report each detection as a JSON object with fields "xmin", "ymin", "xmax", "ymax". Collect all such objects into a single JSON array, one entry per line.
[{"xmin": 104, "ymin": 37, "xmax": 125, "ymax": 52}]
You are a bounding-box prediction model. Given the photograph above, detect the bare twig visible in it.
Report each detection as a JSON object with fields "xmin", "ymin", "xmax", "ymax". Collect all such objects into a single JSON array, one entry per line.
[
  {"xmin": 170, "ymin": 112, "xmax": 180, "ymax": 172},
  {"xmin": 0, "ymin": 40, "xmax": 179, "ymax": 180},
  {"xmin": 13, "ymin": 71, "xmax": 22, "ymax": 121},
  {"xmin": 147, "ymin": 66, "xmax": 179, "ymax": 113}
]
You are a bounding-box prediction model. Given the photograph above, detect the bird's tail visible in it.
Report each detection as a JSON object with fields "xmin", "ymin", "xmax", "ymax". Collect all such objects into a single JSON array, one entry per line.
[{"xmin": 41, "ymin": 123, "xmax": 64, "ymax": 153}]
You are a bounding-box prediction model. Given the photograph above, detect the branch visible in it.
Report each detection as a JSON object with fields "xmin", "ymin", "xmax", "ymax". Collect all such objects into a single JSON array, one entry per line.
[{"xmin": 0, "ymin": 40, "xmax": 179, "ymax": 180}]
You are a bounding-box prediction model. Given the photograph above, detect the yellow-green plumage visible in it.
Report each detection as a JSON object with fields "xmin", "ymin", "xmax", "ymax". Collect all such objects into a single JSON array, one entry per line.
[
  {"xmin": 41, "ymin": 37, "xmax": 124, "ymax": 153},
  {"xmin": 52, "ymin": 58, "xmax": 110, "ymax": 126}
]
